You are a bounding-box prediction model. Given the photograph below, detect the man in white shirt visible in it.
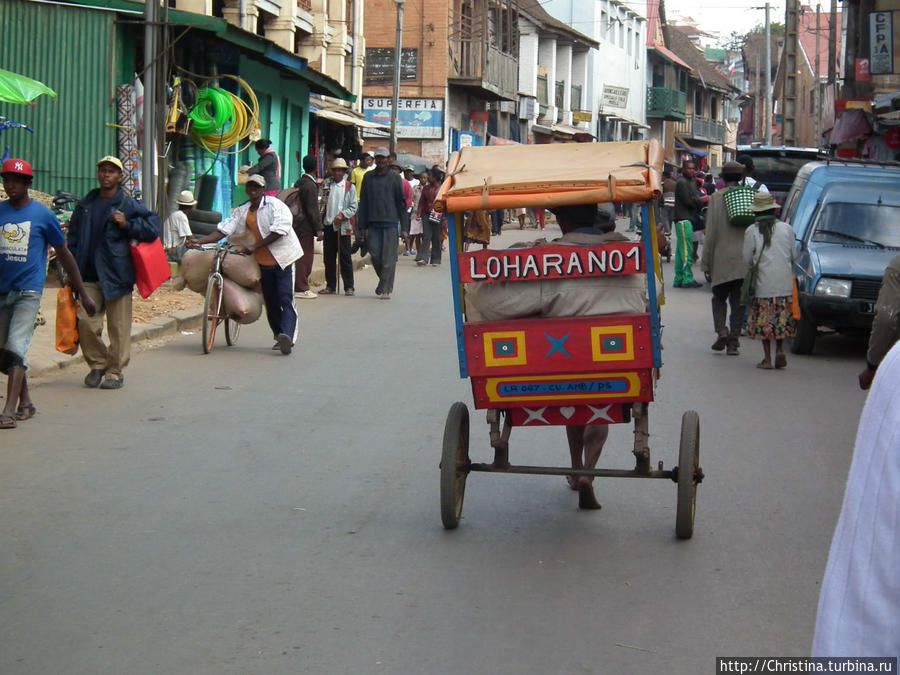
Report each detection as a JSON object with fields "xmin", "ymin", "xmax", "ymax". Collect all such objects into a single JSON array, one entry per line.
[
  {"xmin": 813, "ymin": 339, "xmax": 900, "ymax": 658},
  {"xmin": 403, "ymin": 166, "xmax": 420, "ymax": 191},
  {"xmin": 188, "ymin": 175, "xmax": 303, "ymax": 354},
  {"xmin": 319, "ymin": 158, "xmax": 358, "ymax": 295},
  {"xmin": 163, "ymin": 190, "xmax": 196, "ymax": 262}
]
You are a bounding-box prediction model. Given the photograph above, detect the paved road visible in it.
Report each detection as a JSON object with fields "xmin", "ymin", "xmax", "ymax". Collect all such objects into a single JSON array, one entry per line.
[{"xmin": 1, "ymin": 227, "xmax": 869, "ymax": 674}]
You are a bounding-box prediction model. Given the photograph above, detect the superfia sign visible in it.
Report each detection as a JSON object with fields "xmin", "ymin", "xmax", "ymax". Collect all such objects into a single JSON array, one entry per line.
[{"xmin": 459, "ymin": 243, "xmax": 643, "ymax": 283}]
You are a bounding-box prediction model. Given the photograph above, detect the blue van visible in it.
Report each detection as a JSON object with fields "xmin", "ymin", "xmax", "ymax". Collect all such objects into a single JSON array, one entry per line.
[{"xmin": 782, "ymin": 160, "xmax": 900, "ymax": 354}]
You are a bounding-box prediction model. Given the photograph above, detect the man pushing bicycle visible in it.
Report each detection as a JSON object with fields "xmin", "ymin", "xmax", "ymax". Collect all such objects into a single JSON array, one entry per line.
[{"xmin": 188, "ymin": 174, "xmax": 302, "ymax": 355}]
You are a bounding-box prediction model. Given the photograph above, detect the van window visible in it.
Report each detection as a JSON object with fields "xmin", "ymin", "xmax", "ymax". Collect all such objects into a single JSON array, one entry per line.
[
  {"xmin": 810, "ymin": 203, "xmax": 900, "ymax": 248},
  {"xmin": 782, "ymin": 187, "xmax": 801, "ymax": 223},
  {"xmin": 751, "ymin": 155, "xmax": 818, "ymax": 188}
]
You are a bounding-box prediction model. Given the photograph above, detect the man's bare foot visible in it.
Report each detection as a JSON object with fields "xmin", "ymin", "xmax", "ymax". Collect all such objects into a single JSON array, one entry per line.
[
  {"xmin": 566, "ymin": 475, "xmax": 579, "ymax": 491},
  {"xmin": 577, "ymin": 477, "xmax": 601, "ymax": 510}
]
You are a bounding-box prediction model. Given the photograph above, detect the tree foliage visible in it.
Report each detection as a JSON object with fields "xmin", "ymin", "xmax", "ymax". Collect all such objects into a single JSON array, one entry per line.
[{"xmin": 721, "ymin": 22, "xmax": 786, "ymax": 49}]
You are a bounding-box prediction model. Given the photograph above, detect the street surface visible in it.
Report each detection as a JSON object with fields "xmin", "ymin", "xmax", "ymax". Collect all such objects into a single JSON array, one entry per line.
[{"xmin": 1, "ymin": 225, "xmax": 869, "ymax": 674}]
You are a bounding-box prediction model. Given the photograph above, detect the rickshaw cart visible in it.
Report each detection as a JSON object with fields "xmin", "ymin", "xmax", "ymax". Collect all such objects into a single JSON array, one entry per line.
[{"xmin": 436, "ymin": 140, "xmax": 703, "ymax": 539}]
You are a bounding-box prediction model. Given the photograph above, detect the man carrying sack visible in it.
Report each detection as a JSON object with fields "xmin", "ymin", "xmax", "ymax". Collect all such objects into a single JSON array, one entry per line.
[
  {"xmin": 0, "ymin": 158, "xmax": 96, "ymax": 428},
  {"xmin": 67, "ymin": 156, "xmax": 160, "ymax": 390}
]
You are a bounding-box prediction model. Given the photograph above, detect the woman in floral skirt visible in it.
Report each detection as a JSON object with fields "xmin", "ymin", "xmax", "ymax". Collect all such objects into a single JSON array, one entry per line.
[{"xmin": 742, "ymin": 192, "xmax": 798, "ymax": 369}]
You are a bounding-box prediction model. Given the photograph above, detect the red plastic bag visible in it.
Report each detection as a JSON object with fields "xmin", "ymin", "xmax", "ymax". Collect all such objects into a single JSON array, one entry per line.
[
  {"xmin": 55, "ymin": 286, "xmax": 79, "ymax": 355},
  {"xmin": 131, "ymin": 237, "xmax": 171, "ymax": 298}
]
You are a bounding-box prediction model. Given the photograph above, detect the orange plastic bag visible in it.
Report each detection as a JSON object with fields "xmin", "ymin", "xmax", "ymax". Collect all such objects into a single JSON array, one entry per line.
[
  {"xmin": 55, "ymin": 286, "xmax": 79, "ymax": 355},
  {"xmin": 791, "ymin": 277, "xmax": 802, "ymax": 321}
]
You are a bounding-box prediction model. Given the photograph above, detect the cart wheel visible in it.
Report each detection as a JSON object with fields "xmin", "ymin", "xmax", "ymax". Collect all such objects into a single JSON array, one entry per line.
[
  {"xmin": 675, "ymin": 410, "xmax": 700, "ymax": 540},
  {"xmin": 201, "ymin": 277, "xmax": 222, "ymax": 354},
  {"xmin": 225, "ymin": 317, "xmax": 240, "ymax": 346},
  {"xmin": 440, "ymin": 402, "xmax": 470, "ymax": 530}
]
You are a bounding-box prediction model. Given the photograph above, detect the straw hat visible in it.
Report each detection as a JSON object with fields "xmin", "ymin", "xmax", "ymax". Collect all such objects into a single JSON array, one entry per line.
[
  {"xmin": 750, "ymin": 191, "xmax": 778, "ymax": 212},
  {"xmin": 175, "ymin": 190, "xmax": 197, "ymax": 206},
  {"xmin": 330, "ymin": 158, "xmax": 349, "ymax": 170}
]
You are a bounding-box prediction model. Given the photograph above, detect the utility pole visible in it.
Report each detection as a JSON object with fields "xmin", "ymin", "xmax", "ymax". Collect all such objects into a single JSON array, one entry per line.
[
  {"xmin": 828, "ymin": 0, "xmax": 837, "ymax": 85},
  {"xmin": 783, "ymin": 0, "xmax": 800, "ymax": 146},
  {"xmin": 142, "ymin": 0, "xmax": 158, "ymax": 208},
  {"xmin": 815, "ymin": 4, "xmax": 822, "ymax": 148},
  {"xmin": 390, "ymin": 0, "xmax": 405, "ymax": 155},
  {"xmin": 756, "ymin": 52, "xmax": 762, "ymax": 142},
  {"xmin": 765, "ymin": 2, "xmax": 773, "ymax": 144}
]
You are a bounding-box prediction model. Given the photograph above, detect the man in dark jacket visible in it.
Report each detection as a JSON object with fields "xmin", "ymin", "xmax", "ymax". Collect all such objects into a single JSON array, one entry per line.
[
  {"xmin": 281, "ymin": 155, "xmax": 322, "ymax": 298},
  {"xmin": 673, "ymin": 160, "xmax": 704, "ymax": 288},
  {"xmin": 356, "ymin": 147, "xmax": 408, "ymax": 299},
  {"xmin": 67, "ymin": 156, "xmax": 160, "ymax": 389}
]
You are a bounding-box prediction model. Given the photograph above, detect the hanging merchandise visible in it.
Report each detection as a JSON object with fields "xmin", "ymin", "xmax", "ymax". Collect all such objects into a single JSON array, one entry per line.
[
  {"xmin": 116, "ymin": 83, "xmax": 138, "ymax": 196},
  {"xmin": 188, "ymin": 75, "xmax": 260, "ymax": 155}
]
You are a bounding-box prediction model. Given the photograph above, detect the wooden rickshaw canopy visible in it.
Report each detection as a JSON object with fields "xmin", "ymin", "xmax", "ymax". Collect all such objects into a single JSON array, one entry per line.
[{"xmin": 436, "ymin": 139, "xmax": 664, "ymax": 214}]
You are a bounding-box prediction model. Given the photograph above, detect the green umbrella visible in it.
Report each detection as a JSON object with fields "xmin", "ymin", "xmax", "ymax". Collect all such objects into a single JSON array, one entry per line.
[{"xmin": 0, "ymin": 68, "xmax": 56, "ymax": 105}]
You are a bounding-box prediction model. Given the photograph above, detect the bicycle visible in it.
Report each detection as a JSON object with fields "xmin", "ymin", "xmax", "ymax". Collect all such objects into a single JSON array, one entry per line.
[{"xmin": 197, "ymin": 242, "xmax": 245, "ymax": 354}]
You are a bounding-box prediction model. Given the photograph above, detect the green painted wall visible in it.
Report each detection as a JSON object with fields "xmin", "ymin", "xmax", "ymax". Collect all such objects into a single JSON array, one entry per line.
[
  {"xmin": 1, "ymin": 0, "xmax": 117, "ymax": 196},
  {"xmin": 235, "ymin": 56, "xmax": 311, "ymax": 205}
]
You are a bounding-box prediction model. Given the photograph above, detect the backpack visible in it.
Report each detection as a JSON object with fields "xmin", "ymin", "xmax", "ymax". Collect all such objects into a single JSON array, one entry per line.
[{"xmin": 723, "ymin": 184, "xmax": 758, "ymax": 226}]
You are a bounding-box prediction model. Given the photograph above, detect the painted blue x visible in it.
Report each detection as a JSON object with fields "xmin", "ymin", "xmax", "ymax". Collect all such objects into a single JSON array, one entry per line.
[{"xmin": 545, "ymin": 333, "xmax": 572, "ymax": 358}]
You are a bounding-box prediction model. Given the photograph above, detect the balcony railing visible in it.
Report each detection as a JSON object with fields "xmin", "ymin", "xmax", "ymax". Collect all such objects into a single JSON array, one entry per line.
[
  {"xmin": 673, "ymin": 114, "xmax": 727, "ymax": 145},
  {"xmin": 448, "ymin": 6, "xmax": 518, "ymax": 101},
  {"xmin": 646, "ymin": 86, "xmax": 686, "ymax": 120}
]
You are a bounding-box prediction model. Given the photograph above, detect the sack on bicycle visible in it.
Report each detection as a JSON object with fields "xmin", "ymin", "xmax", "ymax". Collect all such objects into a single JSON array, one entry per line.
[{"xmin": 180, "ymin": 247, "xmax": 261, "ymax": 293}]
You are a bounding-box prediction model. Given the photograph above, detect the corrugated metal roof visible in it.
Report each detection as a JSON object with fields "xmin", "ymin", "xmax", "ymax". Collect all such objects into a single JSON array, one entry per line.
[{"xmin": 1, "ymin": 0, "xmax": 116, "ymax": 196}]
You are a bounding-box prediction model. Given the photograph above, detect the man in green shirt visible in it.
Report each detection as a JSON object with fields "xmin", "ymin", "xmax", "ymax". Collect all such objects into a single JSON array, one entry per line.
[{"xmin": 673, "ymin": 161, "xmax": 704, "ymax": 288}]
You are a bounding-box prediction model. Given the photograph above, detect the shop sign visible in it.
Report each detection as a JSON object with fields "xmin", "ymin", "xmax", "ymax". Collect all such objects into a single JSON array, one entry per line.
[
  {"xmin": 572, "ymin": 111, "xmax": 593, "ymax": 123},
  {"xmin": 869, "ymin": 11, "xmax": 895, "ymax": 75},
  {"xmin": 362, "ymin": 98, "xmax": 444, "ymax": 139},
  {"xmin": 601, "ymin": 86, "xmax": 629, "ymax": 109}
]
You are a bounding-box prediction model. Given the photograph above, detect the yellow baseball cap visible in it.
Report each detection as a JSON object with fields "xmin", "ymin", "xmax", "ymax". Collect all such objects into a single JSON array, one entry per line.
[{"xmin": 97, "ymin": 155, "xmax": 124, "ymax": 172}]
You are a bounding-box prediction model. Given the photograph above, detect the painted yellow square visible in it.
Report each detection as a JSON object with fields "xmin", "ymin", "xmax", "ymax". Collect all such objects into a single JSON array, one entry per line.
[
  {"xmin": 483, "ymin": 331, "xmax": 528, "ymax": 367},
  {"xmin": 590, "ymin": 325, "xmax": 634, "ymax": 362}
]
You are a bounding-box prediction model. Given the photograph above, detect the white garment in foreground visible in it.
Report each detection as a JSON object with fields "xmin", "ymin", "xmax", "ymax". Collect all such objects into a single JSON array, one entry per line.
[{"xmin": 812, "ymin": 341, "xmax": 900, "ymax": 657}]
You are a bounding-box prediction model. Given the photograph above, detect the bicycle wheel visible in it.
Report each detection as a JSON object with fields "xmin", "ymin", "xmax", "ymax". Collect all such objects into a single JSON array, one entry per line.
[
  {"xmin": 201, "ymin": 276, "xmax": 223, "ymax": 354},
  {"xmin": 225, "ymin": 317, "xmax": 240, "ymax": 346}
]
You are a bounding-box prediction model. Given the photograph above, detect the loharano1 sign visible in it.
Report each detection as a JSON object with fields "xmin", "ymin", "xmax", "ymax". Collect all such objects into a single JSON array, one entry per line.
[{"xmin": 362, "ymin": 98, "xmax": 444, "ymax": 139}]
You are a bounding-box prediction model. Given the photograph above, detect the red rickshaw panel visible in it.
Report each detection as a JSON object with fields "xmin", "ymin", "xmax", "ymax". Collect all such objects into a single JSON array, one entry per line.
[{"xmin": 463, "ymin": 314, "xmax": 654, "ymax": 377}]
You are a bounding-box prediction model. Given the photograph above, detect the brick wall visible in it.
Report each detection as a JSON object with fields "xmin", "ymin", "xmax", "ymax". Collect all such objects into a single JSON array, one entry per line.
[{"xmin": 363, "ymin": 0, "xmax": 448, "ymax": 101}]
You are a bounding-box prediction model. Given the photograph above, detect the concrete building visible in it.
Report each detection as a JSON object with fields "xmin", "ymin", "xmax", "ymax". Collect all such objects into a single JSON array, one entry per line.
[
  {"xmin": 540, "ymin": 0, "xmax": 649, "ymax": 142},
  {"xmin": 516, "ymin": 0, "xmax": 598, "ymax": 143},
  {"xmin": 664, "ymin": 21, "xmax": 740, "ymax": 168},
  {"xmin": 359, "ymin": 0, "xmax": 519, "ymax": 166}
]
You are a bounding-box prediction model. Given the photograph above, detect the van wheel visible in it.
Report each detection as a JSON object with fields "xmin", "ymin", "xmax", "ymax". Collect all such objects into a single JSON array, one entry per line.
[{"xmin": 791, "ymin": 314, "xmax": 817, "ymax": 354}]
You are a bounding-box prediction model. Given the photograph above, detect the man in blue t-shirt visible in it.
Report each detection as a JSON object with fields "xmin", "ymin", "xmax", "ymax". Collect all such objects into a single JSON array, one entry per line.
[{"xmin": 0, "ymin": 158, "xmax": 96, "ymax": 429}]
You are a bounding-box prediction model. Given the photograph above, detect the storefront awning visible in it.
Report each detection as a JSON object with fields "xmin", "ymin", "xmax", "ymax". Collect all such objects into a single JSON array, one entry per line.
[
  {"xmin": 67, "ymin": 0, "xmax": 353, "ymax": 100},
  {"xmin": 313, "ymin": 108, "xmax": 388, "ymax": 131},
  {"xmin": 532, "ymin": 123, "xmax": 593, "ymax": 139},
  {"xmin": 613, "ymin": 115, "xmax": 650, "ymax": 130}
]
